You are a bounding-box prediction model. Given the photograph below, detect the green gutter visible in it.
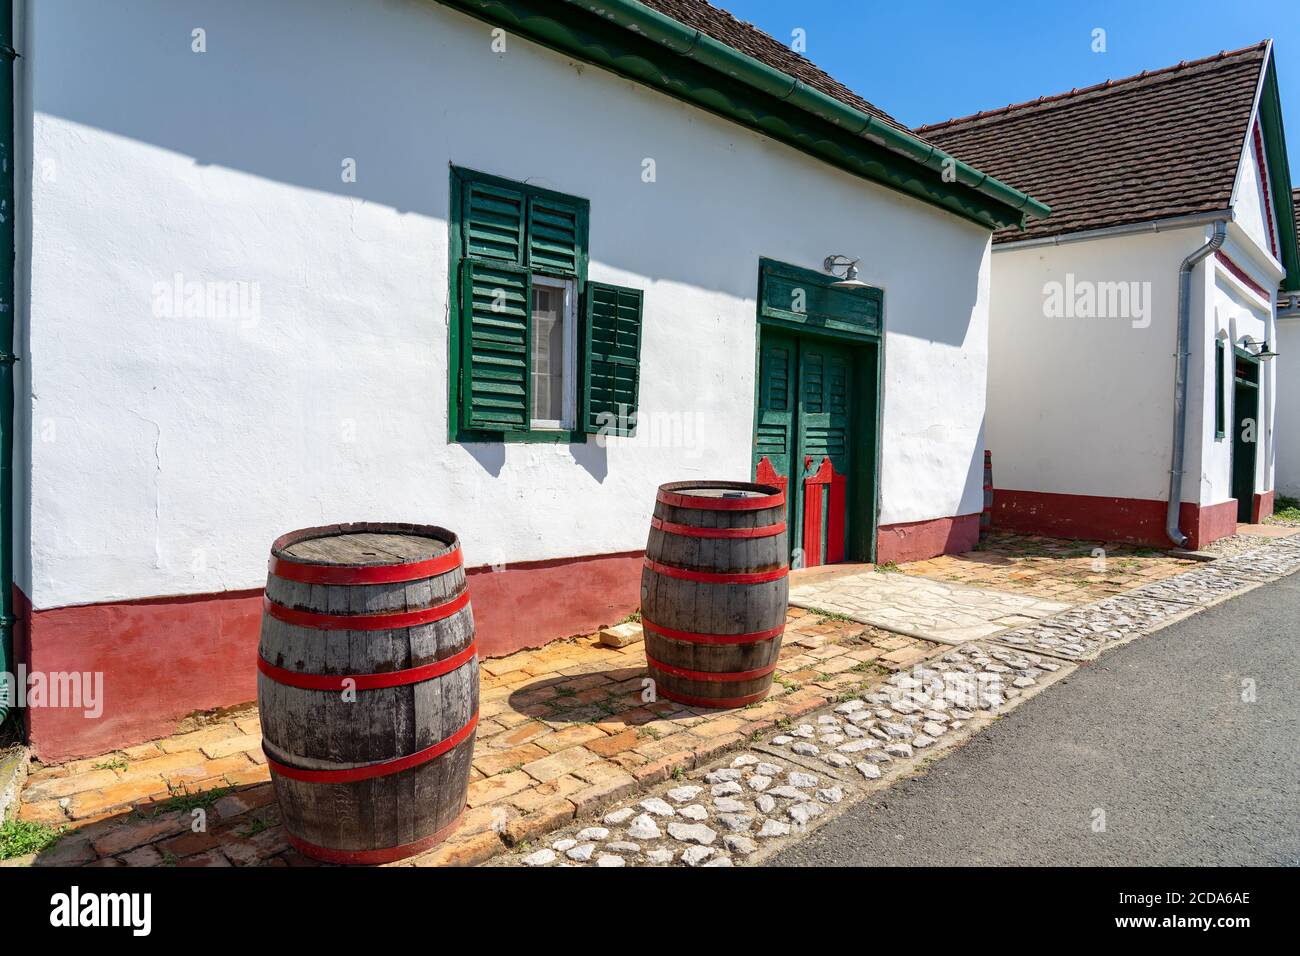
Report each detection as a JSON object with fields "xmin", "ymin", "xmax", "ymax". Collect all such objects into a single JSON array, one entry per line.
[
  {"xmin": 436, "ymin": 0, "xmax": 1050, "ymax": 230},
  {"xmin": 0, "ymin": 0, "xmax": 14, "ymax": 728}
]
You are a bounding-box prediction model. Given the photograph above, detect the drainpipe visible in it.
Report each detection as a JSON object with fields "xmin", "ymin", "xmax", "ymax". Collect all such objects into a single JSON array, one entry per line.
[
  {"xmin": 1166, "ymin": 220, "xmax": 1228, "ymax": 547},
  {"xmin": 0, "ymin": 0, "xmax": 15, "ymax": 726}
]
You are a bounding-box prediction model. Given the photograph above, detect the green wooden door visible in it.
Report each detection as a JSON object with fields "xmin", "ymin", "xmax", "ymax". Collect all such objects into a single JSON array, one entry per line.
[
  {"xmin": 754, "ymin": 331, "xmax": 797, "ymax": 534},
  {"xmin": 1232, "ymin": 361, "xmax": 1259, "ymax": 524},
  {"xmin": 797, "ymin": 340, "xmax": 854, "ymax": 564},
  {"xmin": 754, "ymin": 334, "xmax": 856, "ymax": 566}
]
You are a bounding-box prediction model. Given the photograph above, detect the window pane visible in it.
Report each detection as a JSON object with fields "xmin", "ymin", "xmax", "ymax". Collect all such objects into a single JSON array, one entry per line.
[{"xmin": 531, "ymin": 285, "xmax": 566, "ymax": 424}]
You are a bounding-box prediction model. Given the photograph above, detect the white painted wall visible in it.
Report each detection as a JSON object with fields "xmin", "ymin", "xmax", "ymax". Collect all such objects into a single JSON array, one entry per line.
[
  {"xmin": 1234, "ymin": 132, "xmax": 1276, "ymax": 259},
  {"xmin": 1278, "ymin": 316, "xmax": 1300, "ymax": 497},
  {"xmin": 990, "ymin": 221, "xmax": 1284, "ymax": 519},
  {"xmin": 21, "ymin": 0, "xmax": 992, "ymax": 609},
  {"xmin": 987, "ymin": 229, "xmax": 1198, "ymax": 503},
  {"xmin": 1197, "ymin": 240, "xmax": 1277, "ymax": 507}
]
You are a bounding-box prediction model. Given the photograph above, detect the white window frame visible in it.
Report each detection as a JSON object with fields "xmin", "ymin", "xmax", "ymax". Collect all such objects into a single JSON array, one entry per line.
[{"xmin": 529, "ymin": 275, "xmax": 578, "ymax": 431}]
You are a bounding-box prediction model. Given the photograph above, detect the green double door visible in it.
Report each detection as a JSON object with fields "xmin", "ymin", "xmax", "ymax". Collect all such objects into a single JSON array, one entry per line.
[
  {"xmin": 754, "ymin": 330, "xmax": 869, "ymax": 567},
  {"xmin": 1232, "ymin": 356, "xmax": 1260, "ymax": 524}
]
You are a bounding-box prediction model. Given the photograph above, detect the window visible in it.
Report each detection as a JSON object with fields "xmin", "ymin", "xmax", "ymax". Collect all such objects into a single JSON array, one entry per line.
[
  {"xmin": 1215, "ymin": 338, "xmax": 1226, "ymax": 439},
  {"xmin": 529, "ymin": 277, "xmax": 577, "ymax": 429},
  {"xmin": 449, "ymin": 167, "xmax": 643, "ymax": 443}
]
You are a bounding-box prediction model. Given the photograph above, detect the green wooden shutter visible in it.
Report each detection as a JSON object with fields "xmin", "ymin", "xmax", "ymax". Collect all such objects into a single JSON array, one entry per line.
[
  {"xmin": 460, "ymin": 259, "xmax": 531, "ymax": 431},
  {"xmin": 528, "ymin": 196, "xmax": 583, "ymax": 275},
  {"xmin": 1215, "ymin": 339, "xmax": 1226, "ymax": 438},
  {"xmin": 464, "ymin": 180, "xmax": 525, "ymax": 264},
  {"xmin": 583, "ymin": 282, "xmax": 643, "ymax": 436}
]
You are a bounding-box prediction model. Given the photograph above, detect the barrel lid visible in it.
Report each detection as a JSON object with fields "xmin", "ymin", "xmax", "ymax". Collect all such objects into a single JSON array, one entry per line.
[
  {"xmin": 268, "ymin": 523, "xmax": 462, "ymax": 584},
  {"xmin": 657, "ymin": 480, "xmax": 785, "ymax": 511}
]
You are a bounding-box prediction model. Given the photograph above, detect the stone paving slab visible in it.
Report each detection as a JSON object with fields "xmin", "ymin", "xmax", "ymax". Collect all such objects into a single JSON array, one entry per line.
[
  {"xmin": 496, "ymin": 641, "xmax": 1076, "ymax": 868},
  {"xmin": 790, "ymin": 570, "xmax": 1072, "ymax": 644}
]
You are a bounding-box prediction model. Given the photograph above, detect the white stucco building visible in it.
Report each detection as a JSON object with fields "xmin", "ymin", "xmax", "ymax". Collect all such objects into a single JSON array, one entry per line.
[
  {"xmin": 1277, "ymin": 189, "xmax": 1300, "ymax": 498},
  {"xmin": 922, "ymin": 42, "xmax": 1298, "ymax": 550},
  {"xmin": 7, "ymin": 0, "xmax": 1047, "ymax": 758}
]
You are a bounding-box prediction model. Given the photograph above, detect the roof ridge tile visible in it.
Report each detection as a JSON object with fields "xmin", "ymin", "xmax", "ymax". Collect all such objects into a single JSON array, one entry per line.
[{"xmin": 916, "ymin": 40, "xmax": 1267, "ymax": 133}]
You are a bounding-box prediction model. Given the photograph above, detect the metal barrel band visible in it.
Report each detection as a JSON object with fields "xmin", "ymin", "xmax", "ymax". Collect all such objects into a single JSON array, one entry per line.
[
  {"xmin": 643, "ymin": 557, "xmax": 788, "ymax": 585},
  {"xmin": 656, "ymin": 488, "xmax": 785, "ymax": 511},
  {"xmin": 656, "ymin": 686, "xmax": 771, "ymax": 709},
  {"xmin": 285, "ymin": 810, "xmax": 466, "ymax": 865},
  {"xmin": 646, "ymin": 655, "xmax": 778, "ymax": 683},
  {"xmin": 263, "ymin": 588, "xmax": 470, "ymax": 631},
  {"xmin": 265, "ymin": 711, "xmax": 479, "ymax": 785},
  {"xmin": 649, "ymin": 516, "xmax": 784, "ymax": 540},
  {"xmin": 257, "ymin": 641, "xmax": 477, "ymax": 691},
  {"xmin": 641, "ymin": 617, "xmax": 785, "ymax": 646},
  {"xmin": 270, "ymin": 545, "xmax": 463, "ymax": 586}
]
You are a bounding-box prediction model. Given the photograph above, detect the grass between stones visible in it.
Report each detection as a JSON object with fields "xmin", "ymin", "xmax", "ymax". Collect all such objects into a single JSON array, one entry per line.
[
  {"xmin": 0, "ymin": 819, "xmax": 64, "ymax": 860},
  {"xmin": 1268, "ymin": 495, "xmax": 1300, "ymax": 525}
]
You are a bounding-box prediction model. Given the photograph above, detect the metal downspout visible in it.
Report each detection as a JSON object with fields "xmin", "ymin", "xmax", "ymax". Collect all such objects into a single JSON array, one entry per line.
[
  {"xmin": 1166, "ymin": 220, "xmax": 1228, "ymax": 547},
  {"xmin": 0, "ymin": 0, "xmax": 15, "ymax": 726}
]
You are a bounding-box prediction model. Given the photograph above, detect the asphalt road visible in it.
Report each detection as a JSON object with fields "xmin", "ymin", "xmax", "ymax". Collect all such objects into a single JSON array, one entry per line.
[{"xmin": 771, "ymin": 574, "xmax": 1300, "ymax": 866}]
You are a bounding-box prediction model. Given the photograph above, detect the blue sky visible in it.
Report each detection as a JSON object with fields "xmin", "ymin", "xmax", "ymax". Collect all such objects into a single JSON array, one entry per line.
[{"xmin": 723, "ymin": 0, "xmax": 1300, "ymax": 178}]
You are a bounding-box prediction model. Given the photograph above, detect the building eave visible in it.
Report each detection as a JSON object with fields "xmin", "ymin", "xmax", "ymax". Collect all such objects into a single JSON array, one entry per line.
[
  {"xmin": 1255, "ymin": 45, "xmax": 1300, "ymax": 288},
  {"xmin": 432, "ymin": 0, "xmax": 1050, "ymax": 232}
]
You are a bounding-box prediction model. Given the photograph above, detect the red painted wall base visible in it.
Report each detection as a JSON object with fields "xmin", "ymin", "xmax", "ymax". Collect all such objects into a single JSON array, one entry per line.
[
  {"xmin": 465, "ymin": 551, "xmax": 643, "ymax": 658},
  {"xmin": 18, "ymin": 551, "xmax": 643, "ymax": 762},
  {"xmin": 875, "ymin": 513, "xmax": 981, "ymax": 564},
  {"xmin": 1253, "ymin": 490, "xmax": 1275, "ymax": 524},
  {"xmin": 993, "ymin": 489, "xmax": 1238, "ymax": 550},
  {"xmin": 18, "ymin": 512, "xmax": 983, "ymax": 762}
]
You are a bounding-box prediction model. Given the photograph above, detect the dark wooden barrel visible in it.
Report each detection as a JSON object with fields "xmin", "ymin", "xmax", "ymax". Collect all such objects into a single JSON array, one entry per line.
[
  {"xmin": 257, "ymin": 522, "xmax": 478, "ymax": 865},
  {"xmin": 640, "ymin": 481, "xmax": 788, "ymax": 709}
]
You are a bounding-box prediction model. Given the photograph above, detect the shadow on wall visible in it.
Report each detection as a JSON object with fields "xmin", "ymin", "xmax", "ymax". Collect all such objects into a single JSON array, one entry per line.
[
  {"xmin": 461, "ymin": 440, "xmax": 608, "ymax": 481},
  {"xmin": 33, "ymin": 0, "xmax": 984, "ymax": 347}
]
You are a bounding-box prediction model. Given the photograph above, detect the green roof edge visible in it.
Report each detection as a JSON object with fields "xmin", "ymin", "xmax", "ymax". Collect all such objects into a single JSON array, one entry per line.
[
  {"xmin": 1258, "ymin": 49, "xmax": 1300, "ymax": 289},
  {"xmin": 434, "ymin": 0, "xmax": 1051, "ymax": 231}
]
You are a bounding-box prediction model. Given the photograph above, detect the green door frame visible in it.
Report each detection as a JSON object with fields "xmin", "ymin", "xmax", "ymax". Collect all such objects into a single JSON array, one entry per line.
[
  {"xmin": 1231, "ymin": 347, "xmax": 1261, "ymax": 524},
  {"xmin": 751, "ymin": 259, "xmax": 884, "ymax": 563}
]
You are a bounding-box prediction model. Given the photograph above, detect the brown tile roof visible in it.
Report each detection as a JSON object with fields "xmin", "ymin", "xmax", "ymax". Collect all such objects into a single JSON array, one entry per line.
[
  {"xmin": 916, "ymin": 43, "xmax": 1270, "ymax": 243},
  {"xmin": 639, "ymin": 0, "xmax": 912, "ymax": 135}
]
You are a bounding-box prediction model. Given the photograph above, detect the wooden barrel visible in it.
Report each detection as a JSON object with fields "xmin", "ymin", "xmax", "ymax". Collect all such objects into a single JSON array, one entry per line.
[
  {"xmin": 257, "ymin": 522, "xmax": 478, "ymax": 865},
  {"xmin": 640, "ymin": 481, "xmax": 788, "ymax": 708}
]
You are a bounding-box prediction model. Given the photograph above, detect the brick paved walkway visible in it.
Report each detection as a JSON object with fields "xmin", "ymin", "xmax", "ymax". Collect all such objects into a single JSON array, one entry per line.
[
  {"xmin": 902, "ymin": 531, "xmax": 1195, "ymax": 603},
  {"xmin": 8, "ymin": 609, "xmax": 935, "ymax": 867}
]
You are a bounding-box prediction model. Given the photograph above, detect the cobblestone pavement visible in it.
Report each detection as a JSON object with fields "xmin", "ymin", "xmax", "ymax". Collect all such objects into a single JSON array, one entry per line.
[
  {"xmin": 12, "ymin": 530, "xmax": 1297, "ymax": 868},
  {"xmin": 8, "ymin": 608, "xmax": 935, "ymax": 868},
  {"xmin": 1198, "ymin": 530, "xmax": 1284, "ymax": 557},
  {"xmin": 1208, "ymin": 534, "xmax": 1300, "ymax": 579},
  {"xmin": 901, "ymin": 531, "xmax": 1195, "ymax": 603},
  {"xmin": 497, "ymin": 642, "xmax": 1072, "ymax": 867},
  {"xmin": 994, "ymin": 534, "xmax": 1300, "ymax": 661},
  {"xmin": 789, "ymin": 569, "xmax": 1072, "ymax": 643}
]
